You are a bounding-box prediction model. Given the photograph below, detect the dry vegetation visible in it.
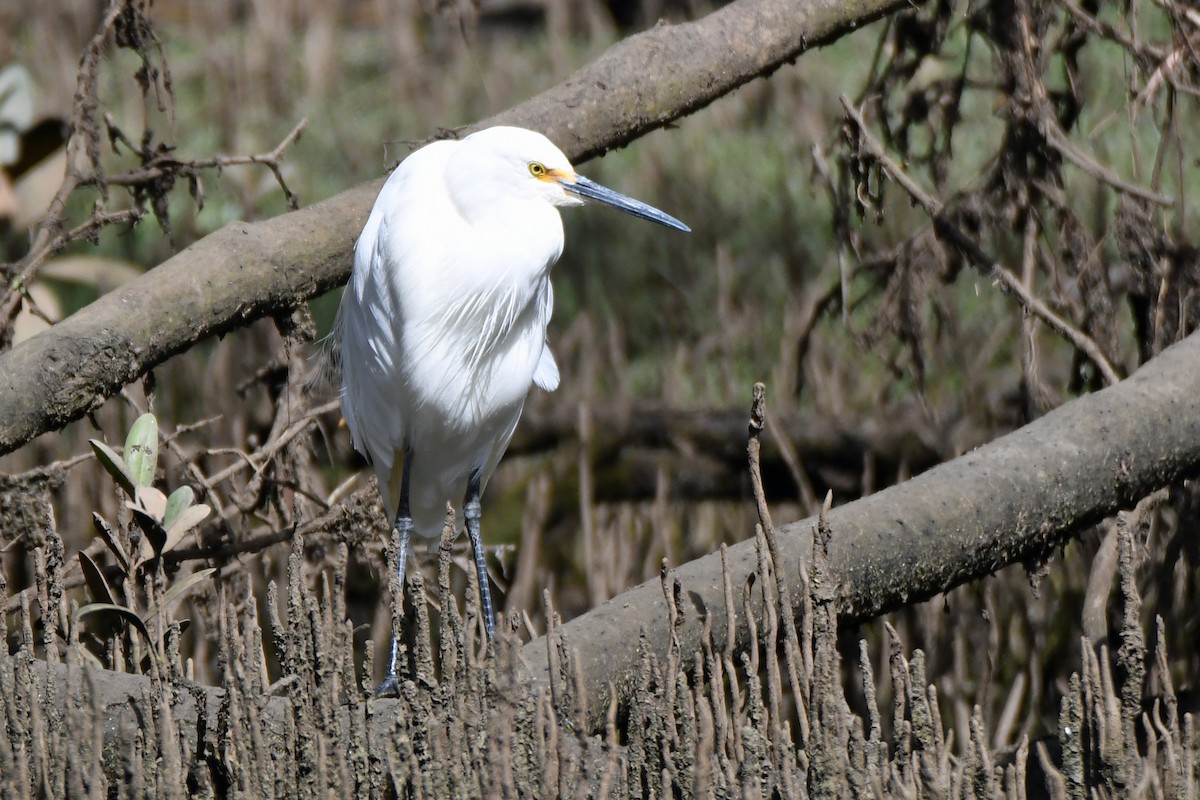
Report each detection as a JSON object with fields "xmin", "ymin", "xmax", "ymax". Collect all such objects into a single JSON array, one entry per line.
[{"xmin": 0, "ymin": 0, "xmax": 1198, "ymax": 796}]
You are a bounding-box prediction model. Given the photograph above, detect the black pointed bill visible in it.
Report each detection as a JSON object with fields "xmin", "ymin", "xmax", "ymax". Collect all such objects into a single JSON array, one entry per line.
[{"xmin": 561, "ymin": 175, "xmax": 691, "ymax": 233}]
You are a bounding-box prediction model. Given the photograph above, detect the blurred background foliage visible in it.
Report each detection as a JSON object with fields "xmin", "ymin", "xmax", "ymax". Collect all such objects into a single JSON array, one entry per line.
[{"xmin": 0, "ymin": 0, "xmax": 1197, "ymax": 768}]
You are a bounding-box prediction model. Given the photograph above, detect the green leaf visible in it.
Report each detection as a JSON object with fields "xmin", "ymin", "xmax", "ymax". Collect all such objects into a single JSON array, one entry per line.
[
  {"xmin": 123, "ymin": 412, "xmax": 159, "ymax": 488},
  {"xmin": 89, "ymin": 439, "xmax": 135, "ymax": 498},
  {"xmin": 74, "ymin": 603, "xmax": 150, "ymax": 642},
  {"xmin": 163, "ymin": 485, "xmax": 194, "ymax": 530},
  {"xmin": 143, "ymin": 568, "xmax": 216, "ymax": 623},
  {"xmin": 78, "ymin": 551, "xmax": 116, "ymax": 605},
  {"xmin": 162, "ymin": 503, "xmax": 210, "ymax": 554}
]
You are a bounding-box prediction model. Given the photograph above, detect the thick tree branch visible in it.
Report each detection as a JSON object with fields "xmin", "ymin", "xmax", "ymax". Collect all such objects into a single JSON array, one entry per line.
[
  {"xmin": 517, "ymin": 328, "xmax": 1200, "ymax": 731},
  {"xmin": 0, "ymin": 0, "xmax": 907, "ymax": 456}
]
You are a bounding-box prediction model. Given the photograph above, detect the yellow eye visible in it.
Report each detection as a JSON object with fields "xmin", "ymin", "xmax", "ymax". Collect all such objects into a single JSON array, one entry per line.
[{"xmin": 528, "ymin": 162, "xmax": 547, "ymax": 178}]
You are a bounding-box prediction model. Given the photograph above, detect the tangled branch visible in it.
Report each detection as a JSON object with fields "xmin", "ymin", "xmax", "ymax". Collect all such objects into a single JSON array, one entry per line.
[
  {"xmin": 840, "ymin": 96, "xmax": 1121, "ymax": 386},
  {"xmin": 0, "ymin": 0, "xmax": 306, "ymax": 347}
]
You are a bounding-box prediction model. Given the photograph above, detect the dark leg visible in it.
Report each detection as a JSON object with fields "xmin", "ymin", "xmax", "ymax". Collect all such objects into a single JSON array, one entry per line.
[
  {"xmin": 464, "ymin": 469, "xmax": 496, "ymax": 639},
  {"xmin": 374, "ymin": 449, "xmax": 413, "ymax": 697}
]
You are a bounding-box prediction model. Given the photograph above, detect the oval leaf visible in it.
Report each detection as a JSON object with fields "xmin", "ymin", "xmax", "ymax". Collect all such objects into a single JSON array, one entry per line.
[
  {"xmin": 78, "ymin": 551, "xmax": 116, "ymax": 605},
  {"xmin": 163, "ymin": 485, "xmax": 195, "ymax": 530},
  {"xmin": 162, "ymin": 503, "xmax": 210, "ymax": 553},
  {"xmin": 74, "ymin": 602, "xmax": 150, "ymax": 642},
  {"xmin": 123, "ymin": 412, "xmax": 159, "ymax": 488},
  {"xmin": 89, "ymin": 439, "xmax": 135, "ymax": 498}
]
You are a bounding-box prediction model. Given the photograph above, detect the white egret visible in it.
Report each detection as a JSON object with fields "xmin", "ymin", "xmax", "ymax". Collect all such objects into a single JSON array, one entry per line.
[{"xmin": 333, "ymin": 125, "xmax": 688, "ymax": 694}]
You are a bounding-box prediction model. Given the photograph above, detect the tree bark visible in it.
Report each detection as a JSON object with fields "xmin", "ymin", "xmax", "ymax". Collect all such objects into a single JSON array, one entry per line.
[{"xmin": 0, "ymin": 0, "xmax": 907, "ymax": 457}]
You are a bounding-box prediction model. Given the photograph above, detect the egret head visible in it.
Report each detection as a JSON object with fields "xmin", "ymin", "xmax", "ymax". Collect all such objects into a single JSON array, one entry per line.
[{"xmin": 453, "ymin": 126, "xmax": 690, "ymax": 232}]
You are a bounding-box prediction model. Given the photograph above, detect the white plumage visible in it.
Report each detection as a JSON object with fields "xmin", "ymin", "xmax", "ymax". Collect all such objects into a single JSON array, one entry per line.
[
  {"xmin": 332, "ymin": 126, "xmax": 687, "ymax": 690},
  {"xmin": 338, "ymin": 131, "xmax": 563, "ymax": 534}
]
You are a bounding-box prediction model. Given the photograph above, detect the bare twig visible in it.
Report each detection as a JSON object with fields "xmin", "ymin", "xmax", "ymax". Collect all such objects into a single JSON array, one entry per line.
[
  {"xmin": 1014, "ymin": 6, "xmax": 1173, "ymax": 207},
  {"xmin": 746, "ymin": 383, "xmax": 810, "ymax": 746},
  {"xmin": 1041, "ymin": 122, "xmax": 1174, "ymax": 207},
  {"xmin": 1133, "ymin": 43, "xmax": 1192, "ymax": 113},
  {"xmin": 1057, "ymin": 0, "xmax": 1166, "ymax": 65},
  {"xmin": 203, "ymin": 399, "xmax": 339, "ymax": 488},
  {"xmin": 1, "ymin": 208, "xmax": 145, "ymax": 321},
  {"xmin": 87, "ymin": 118, "xmax": 309, "ymax": 208}
]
